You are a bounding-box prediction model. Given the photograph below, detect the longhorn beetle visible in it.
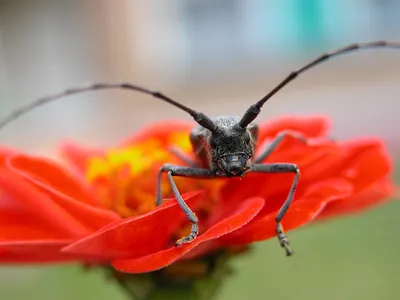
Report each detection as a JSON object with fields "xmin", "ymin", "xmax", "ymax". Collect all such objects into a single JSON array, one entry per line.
[{"xmin": 0, "ymin": 41, "xmax": 399, "ymax": 256}]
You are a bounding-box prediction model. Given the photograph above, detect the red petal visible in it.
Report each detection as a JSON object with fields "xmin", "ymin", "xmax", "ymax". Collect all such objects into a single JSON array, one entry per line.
[
  {"xmin": 0, "ymin": 191, "xmax": 84, "ymax": 262},
  {"xmin": 60, "ymin": 121, "xmax": 193, "ymax": 175},
  {"xmin": 6, "ymin": 154, "xmax": 120, "ymax": 231},
  {"xmin": 8, "ymin": 154, "xmax": 99, "ymax": 206},
  {"xmin": 111, "ymin": 197, "xmax": 265, "ymax": 273},
  {"xmin": 257, "ymin": 115, "xmax": 330, "ymax": 146},
  {"xmin": 0, "ymin": 239, "xmax": 105, "ymax": 263},
  {"xmin": 220, "ymin": 138, "xmax": 391, "ymax": 225},
  {"xmin": 0, "ymin": 147, "xmax": 15, "ymax": 167},
  {"xmin": 219, "ymin": 179, "xmax": 352, "ymax": 245},
  {"xmin": 0, "ymin": 253, "xmax": 70, "ymax": 264},
  {"xmin": 120, "ymin": 121, "xmax": 193, "ymax": 146},
  {"xmin": 317, "ymin": 179, "xmax": 395, "ymax": 220},
  {"xmin": 0, "ymin": 168, "xmax": 90, "ymax": 237},
  {"xmin": 62, "ymin": 191, "xmax": 204, "ymax": 259},
  {"xmin": 217, "ymin": 139, "xmax": 341, "ymax": 222},
  {"xmin": 338, "ymin": 139, "xmax": 392, "ymax": 192},
  {"xmin": 59, "ymin": 142, "xmax": 104, "ymax": 175},
  {"xmin": 0, "ymin": 252, "xmax": 77, "ymax": 263},
  {"xmin": 0, "ymin": 240, "xmax": 73, "ymax": 263},
  {"xmin": 179, "ymin": 242, "xmax": 220, "ymax": 260},
  {"xmin": 0, "ymin": 241, "xmax": 110, "ymax": 264},
  {"xmin": 0, "ymin": 210, "xmax": 68, "ymax": 240}
]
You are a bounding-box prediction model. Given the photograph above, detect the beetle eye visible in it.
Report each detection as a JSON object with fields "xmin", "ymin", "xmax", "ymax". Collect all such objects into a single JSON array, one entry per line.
[
  {"xmin": 224, "ymin": 155, "xmax": 239, "ymax": 162},
  {"xmin": 244, "ymin": 132, "xmax": 251, "ymax": 143},
  {"xmin": 223, "ymin": 154, "xmax": 247, "ymax": 163}
]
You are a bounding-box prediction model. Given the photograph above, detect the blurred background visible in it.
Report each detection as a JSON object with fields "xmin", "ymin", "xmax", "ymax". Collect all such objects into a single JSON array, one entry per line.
[{"xmin": 0, "ymin": 0, "xmax": 399, "ymax": 299}]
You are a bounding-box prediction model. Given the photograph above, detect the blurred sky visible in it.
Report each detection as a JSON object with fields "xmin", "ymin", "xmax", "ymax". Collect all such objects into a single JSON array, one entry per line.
[{"xmin": 0, "ymin": 1, "xmax": 400, "ymax": 299}]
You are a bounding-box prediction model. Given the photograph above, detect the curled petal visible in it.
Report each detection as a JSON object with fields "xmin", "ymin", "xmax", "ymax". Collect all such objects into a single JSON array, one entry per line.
[
  {"xmin": 0, "ymin": 240, "xmax": 74, "ymax": 263},
  {"xmin": 219, "ymin": 179, "xmax": 353, "ymax": 245},
  {"xmin": 317, "ymin": 179, "xmax": 395, "ymax": 220},
  {"xmin": 6, "ymin": 154, "xmax": 120, "ymax": 231},
  {"xmin": 8, "ymin": 154, "xmax": 100, "ymax": 206},
  {"xmin": 338, "ymin": 138, "xmax": 392, "ymax": 192},
  {"xmin": 0, "ymin": 240, "xmax": 106, "ymax": 263},
  {"xmin": 62, "ymin": 191, "xmax": 204, "ymax": 259},
  {"xmin": 112, "ymin": 197, "xmax": 265, "ymax": 273},
  {"xmin": 0, "ymin": 168, "xmax": 91, "ymax": 237}
]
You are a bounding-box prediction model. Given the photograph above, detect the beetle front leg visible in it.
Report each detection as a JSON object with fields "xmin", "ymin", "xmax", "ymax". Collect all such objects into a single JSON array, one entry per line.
[
  {"xmin": 250, "ymin": 163, "xmax": 300, "ymax": 256},
  {"xmin": 155, "ymin": 164, "xmax": 216, "ymax": 246}
]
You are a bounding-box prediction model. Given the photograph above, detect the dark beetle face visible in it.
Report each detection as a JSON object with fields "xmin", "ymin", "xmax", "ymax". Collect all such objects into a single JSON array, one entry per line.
[
  {"xmin": 209, "ymin": 125, "xmax": 254, "ymax": 176},
  {"xmin": 218, "ymin": 153, "xmax": 249, "ymax": 176}
]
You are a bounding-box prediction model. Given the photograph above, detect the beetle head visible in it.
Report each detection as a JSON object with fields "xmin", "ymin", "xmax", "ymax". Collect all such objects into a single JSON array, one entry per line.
[{"xmin": 209, "ymin": 123, "xmax": 254, "ymax": 176}]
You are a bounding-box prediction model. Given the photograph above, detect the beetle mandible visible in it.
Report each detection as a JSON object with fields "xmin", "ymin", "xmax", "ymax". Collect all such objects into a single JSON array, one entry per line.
[{"xmin": 1, "ymin": 41, "xmax": 399, "ymax": 256}]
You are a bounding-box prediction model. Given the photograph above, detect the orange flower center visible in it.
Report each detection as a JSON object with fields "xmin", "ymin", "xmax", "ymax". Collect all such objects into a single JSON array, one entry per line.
[{"xmin": 84, "ymin": 133, "xmax": 223, "ymax": 219}]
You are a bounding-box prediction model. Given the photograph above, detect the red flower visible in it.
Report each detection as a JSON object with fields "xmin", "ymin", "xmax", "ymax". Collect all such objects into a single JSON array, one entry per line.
[{"xmin": 0, "ymin": 116, "xmax": 394, "ymax": 273}]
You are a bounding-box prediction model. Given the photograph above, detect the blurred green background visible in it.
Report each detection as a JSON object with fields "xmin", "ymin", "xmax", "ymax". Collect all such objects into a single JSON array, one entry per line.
[{"xmin": 1, "ymin": 1, "xmax": 400, "ymax": 300}]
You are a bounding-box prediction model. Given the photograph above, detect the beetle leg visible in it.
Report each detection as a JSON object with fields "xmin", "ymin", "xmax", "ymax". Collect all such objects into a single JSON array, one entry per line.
[
  {"xmin": 155, "ymin": 164, "xmax": 216, "ymax": 246},
  {"xmin": 249, "ymin": 163, "xmax": 300, "ymax": 256},
  {"xmin": 254, "ymin": 131, "xmax": 306, "ymax": 164},
  {"xmin": 168, "ymin": 146, "xmax": 200, "ymax": 167}
]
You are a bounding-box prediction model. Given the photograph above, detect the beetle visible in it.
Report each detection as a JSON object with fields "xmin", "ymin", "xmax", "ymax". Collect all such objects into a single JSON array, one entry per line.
[{"xmin": 0, "ymin": 40, "xmax": 399, "ymax": 256}]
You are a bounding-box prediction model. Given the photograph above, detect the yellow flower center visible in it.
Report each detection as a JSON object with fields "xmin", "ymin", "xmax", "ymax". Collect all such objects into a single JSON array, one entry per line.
[{"xmin": 84, "ymin": 132, "xmax": 207, "ymax": 218}]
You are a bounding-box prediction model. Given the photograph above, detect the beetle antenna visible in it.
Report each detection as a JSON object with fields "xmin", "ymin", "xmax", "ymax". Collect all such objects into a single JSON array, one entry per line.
[
  {"xmin": 239, "ymin": 40, "xmax": 400, "ymax": 128},
  {"xmin": 0, "ymin": 82, "xmax": 217, "ymax": 132}
]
